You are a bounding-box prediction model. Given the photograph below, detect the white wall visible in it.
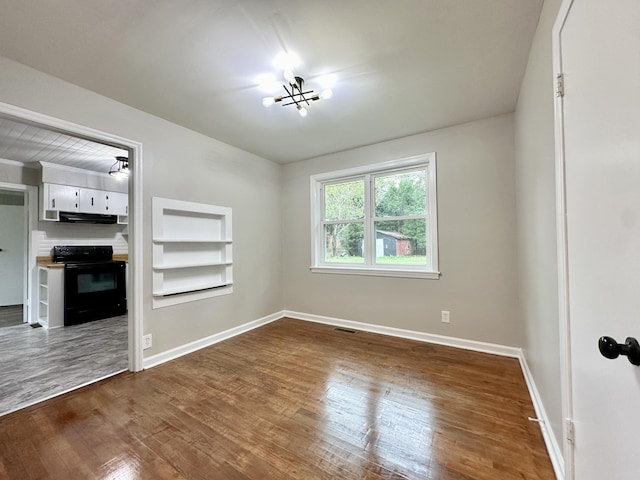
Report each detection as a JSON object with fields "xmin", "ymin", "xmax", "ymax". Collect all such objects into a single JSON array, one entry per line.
[
  {"xmin": 282, "ymin": 114, "xmax": 520, "ymax": 346},
  {"xmin": 0, "ymin": 55, "xmax": 283, "ymax": 356},
  {"xmin": 0, "ymin": 202, "xmax": 24, "ymax": 305},
  {"xmin": 514, "ymin": 0, "xmax": 563, "ymax": 452}
]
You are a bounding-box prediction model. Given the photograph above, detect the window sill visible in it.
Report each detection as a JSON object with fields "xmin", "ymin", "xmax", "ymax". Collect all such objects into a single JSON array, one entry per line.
[{"xmin": 310, "ymin": 266, "xmax": 440, "ymax": 279}]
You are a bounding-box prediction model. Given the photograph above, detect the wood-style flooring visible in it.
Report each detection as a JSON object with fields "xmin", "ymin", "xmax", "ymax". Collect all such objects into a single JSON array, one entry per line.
[
  {"xmin": 0, "ymin": 314, "xmax": 127, "ymax": 416},
  {"xmin": 0, "ymin": 318, "xmax": 555, "ymax": 479},
  {"xmin": 0, "ymin": 305, "xmax": 22, "ymax": 329}
]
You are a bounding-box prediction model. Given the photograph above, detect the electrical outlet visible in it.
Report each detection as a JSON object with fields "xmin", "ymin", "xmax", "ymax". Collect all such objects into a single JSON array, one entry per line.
[
  {"xmin": 441, "ymin": 310, "xmax": 450, "ymax": 323},
  {"xmin": 143, "ymin": 334, "xmax": 152, "ymax": 350}
]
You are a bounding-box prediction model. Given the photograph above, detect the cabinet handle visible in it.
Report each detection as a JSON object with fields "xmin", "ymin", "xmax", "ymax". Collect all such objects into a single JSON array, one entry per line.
[
  {"xmin": 91, "ymin": 198, "xmax": 94, "ymax": 206},
  {"xmin": 52, "ymin": 198, "xmax": 55, "ymax": 209}
]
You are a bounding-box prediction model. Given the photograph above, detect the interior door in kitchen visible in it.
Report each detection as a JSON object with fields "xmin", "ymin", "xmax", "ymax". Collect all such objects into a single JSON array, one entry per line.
[{"xmin": 0, "ymin": 188, "xmax": 25, "ymax": 318}]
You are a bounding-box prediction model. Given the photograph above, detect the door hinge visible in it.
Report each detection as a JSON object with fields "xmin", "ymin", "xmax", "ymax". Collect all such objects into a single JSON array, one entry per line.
[
  {"xmin": 565, "ymin": 418, "xmax": 575, "ymax": 443},
  {"xmin": 556, "ymin": 73, "xmax": 565, "ymax": 97}
]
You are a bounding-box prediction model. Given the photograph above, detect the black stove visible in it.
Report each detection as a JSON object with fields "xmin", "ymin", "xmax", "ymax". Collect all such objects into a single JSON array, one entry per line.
[{"xmin": 53, "ymin": 245, "xmax": 127, "ymax": 326}]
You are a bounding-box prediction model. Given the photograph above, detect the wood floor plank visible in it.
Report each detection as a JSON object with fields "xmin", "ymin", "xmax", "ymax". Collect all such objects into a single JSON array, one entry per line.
[{"xmin": 0, "ymin": 318, "xmax": 555, "ymax": 479}]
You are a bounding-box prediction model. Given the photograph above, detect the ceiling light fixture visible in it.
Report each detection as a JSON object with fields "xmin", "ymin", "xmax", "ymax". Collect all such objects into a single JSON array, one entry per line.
[
  {"xmin": 262, "ymin": 75, "xmax": 332, "ymax": 117},
  {"xmin": 109, "ymin": 156, "xmax": 129, "ymax": 179}
]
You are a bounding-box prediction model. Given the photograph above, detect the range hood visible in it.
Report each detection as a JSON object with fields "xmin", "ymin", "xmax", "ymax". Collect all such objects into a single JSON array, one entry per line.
[{"xmin": 59, "ymin": 211, "xmax": 117, "ymax": 224}]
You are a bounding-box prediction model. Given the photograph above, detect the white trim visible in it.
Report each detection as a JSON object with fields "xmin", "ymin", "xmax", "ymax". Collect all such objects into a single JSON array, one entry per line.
[
  {"xmin": 553, "ymin": 1, "xmax": 576, "ymax": 478},
  {"xmin": 519, "ymin": 354, "xmax": 565, "ymax": 480},
  {"xmin": 0, "ymin": 101, "xmax": 144, "ymax": 373},
  {"xmin": 309, "ymin": 154, "xmax": 439, "ymax": 278},
  {"xmin": 0, "ymin": 182, "xmax": 37, "ymax": 325},
  {"xmin": 283, "ymin": 310, "xmax": 521, "ymax": 357},
  {"xmin": 143, "ymin": 311, "xmax": 284, "ymax": 369},
  {"xmin": 310, "ymin": 266, "xmax": 440, "ymax": 279}
]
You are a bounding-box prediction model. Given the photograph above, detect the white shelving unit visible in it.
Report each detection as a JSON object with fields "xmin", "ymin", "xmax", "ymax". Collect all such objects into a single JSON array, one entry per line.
[
  {"xmin": 37, "ymin": 267, "xmax": 64, "ymax": 329},
  {"xmin": 152, "ymin": 197, "xmax": 233, "ymax": 308}
]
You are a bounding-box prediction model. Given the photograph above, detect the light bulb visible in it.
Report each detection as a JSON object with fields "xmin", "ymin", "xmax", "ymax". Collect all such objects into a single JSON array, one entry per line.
[
  {"xmin": 283, "ymin": 69, "xmax": 295, "ymax": 84},
  {"xmin": 262, "ymin": 97, "xmax": 275, "ymax": 107},
  {"xmin": 297, "ymin": 105, "xmax": 308, "ymax": 117},
  {"xmin": 320, "ymin": 89, "xmax": 333, "ymax": 100}
]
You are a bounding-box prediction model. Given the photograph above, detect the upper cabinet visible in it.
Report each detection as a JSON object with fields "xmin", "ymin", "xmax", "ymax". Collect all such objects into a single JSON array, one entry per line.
[
  {"xmin": 43, "ymin": 184, "xmax": 80, "ymax": 214},
  {"xmin": 79, "ymin": 188, "xmax": 108, "ymax": 214},
  {"xmin": 107, "ymin": 191, "xmax": 128, "ymax": 216},
  {"xmin": 40, "ymin": 182, "xmax": 128, "ymax": 224}
]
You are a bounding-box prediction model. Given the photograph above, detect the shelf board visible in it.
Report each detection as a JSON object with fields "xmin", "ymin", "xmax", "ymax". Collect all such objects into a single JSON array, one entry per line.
[
  {"xmin": 153, "ymin": 261, "xmax": 232, "ymax": 270},
  {"xmin": 153, "ymin": 282, "xmax": 233, "ymax": 297},
  {"xmin": 153, "ymin": 238, "xmax": 232, "ymax": 243}
]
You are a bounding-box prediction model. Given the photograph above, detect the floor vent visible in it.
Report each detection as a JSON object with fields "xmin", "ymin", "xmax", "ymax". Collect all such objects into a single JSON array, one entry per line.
[{"xmin": 334, "ymin": 327, "xmax": 357, "ymax": 334}]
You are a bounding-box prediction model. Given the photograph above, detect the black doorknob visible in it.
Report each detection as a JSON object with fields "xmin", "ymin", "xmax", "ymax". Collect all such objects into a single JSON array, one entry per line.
[{"xmin": 598, "ymin": 336, "xmax": 640, "ymax": 366}]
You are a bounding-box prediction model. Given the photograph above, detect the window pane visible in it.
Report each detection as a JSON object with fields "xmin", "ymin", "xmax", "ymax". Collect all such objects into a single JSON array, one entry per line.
[
  {"xmin": 324, "ymin": 180, "xmax": 365, "ymax": 221},
  {"xmin": 324, "ymin": 223, "xmax": 364, "ymax": 263},
  {"xmin": 375, "ymin": 170, "xmax": 426, "ymax": 217},
  {"xmin": 375, "ymin": 219, "xmax": 427, "ymax": 265}
]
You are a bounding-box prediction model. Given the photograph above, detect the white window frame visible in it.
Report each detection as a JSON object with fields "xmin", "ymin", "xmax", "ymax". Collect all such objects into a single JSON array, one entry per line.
[{"xmin": 310, "ymin": 153, "xmax": 439, "ymax": 279}]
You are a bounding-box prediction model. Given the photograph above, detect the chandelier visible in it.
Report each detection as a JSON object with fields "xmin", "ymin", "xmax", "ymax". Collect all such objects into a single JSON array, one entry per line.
[
  {"xmin": 108, "ymin": 156, "xmax": 129, "ymax": 179},
  {"xmin": 262, "ymin": 70, "xmax": 333, "ymax": 117}
]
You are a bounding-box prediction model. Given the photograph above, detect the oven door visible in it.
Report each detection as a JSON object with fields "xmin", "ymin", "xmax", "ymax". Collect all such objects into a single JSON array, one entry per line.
[{"xmin": 64, "ymin": 261, "xmax": 127, "ymax": 326}]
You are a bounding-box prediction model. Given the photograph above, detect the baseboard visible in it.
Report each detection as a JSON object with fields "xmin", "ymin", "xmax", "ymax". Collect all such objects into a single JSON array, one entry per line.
[
  {"xmin": 283, "ymin": 310, "xmax": 521, "ymax": 358},
  {"xmin": 519, "ymin": 354, "xmax": 565, "ymax": 480},
  {"xmin": 142, "ymin": 310, "xmax": 285, "ymax": 369}
]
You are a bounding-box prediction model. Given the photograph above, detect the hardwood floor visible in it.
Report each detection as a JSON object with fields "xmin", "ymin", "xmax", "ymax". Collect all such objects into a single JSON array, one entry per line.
[{"xmin": 0, "ymin": 318, "xmax": 555, "ymax": 479}]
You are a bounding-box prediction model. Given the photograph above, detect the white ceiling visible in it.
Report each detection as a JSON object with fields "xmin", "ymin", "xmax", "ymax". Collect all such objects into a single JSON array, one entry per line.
[
  {"xmin": 0, "ymin": 0, "xmax": 543, "ymax": 165},
  {"xmin": 0, "ymin": 115, "xmax": 128, "ymax": 173}
]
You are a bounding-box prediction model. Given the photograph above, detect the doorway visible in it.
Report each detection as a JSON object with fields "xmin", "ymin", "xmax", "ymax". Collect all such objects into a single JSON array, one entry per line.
[
  {"xmin": 0, "ymin": 102, "xmax": 142, "ymax": 416},
  {"xmin": 0, "ymin": 188, "xmax": 26, "ymax": 327}
]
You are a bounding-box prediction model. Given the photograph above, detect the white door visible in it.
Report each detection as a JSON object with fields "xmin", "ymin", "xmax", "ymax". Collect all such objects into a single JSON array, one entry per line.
[
  {"xmin": 558, "ymin": 0, "xmax": 640, "ymax": 478},
  {"xmin": 0, "ymin": 191, "xmax": 25, "ymax": 306}
]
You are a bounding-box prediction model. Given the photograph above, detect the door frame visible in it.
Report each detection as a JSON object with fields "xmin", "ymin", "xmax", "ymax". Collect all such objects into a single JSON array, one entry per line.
[
  {"xmin": 552, "ymin": 0, "xmax": 577, "ymax": 478},
  {"xmin": 0, "ymin": 101, "xmax": 144, "ymax": 372},
  {"xmin": 0, "ymin": 182, "xmax": 37, "ymax": 323}
]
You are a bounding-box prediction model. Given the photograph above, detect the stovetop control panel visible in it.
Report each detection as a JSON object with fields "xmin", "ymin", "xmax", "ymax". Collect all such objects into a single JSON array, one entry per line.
[{"xmin": 52, "ymin": 245, "xmax": 114, "ymax": 263}]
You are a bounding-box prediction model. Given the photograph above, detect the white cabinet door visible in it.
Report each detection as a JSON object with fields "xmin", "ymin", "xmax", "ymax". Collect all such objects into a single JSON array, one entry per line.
[
  {"xmin": 46, "ymin": 184, "xmax": 79, "ymax": 212},
  {"xmin": 107, "ymin": 191, "xmax": 128, "ymax": 216},
  {"xmin": 79, "ymin": 188, "xmax": 108, "ymax": 214}
]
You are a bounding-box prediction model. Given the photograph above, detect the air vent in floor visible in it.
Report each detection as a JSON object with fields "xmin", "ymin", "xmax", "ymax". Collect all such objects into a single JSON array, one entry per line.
[{"xmin": 334, "ymin": 327, "xmax": 357, "ymax": 334}]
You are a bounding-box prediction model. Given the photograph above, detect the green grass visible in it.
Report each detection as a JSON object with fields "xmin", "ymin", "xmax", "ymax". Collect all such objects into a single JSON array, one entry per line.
[{"xmin": 326, "ymin": 255, "xmax": 426, "ymax": 265}]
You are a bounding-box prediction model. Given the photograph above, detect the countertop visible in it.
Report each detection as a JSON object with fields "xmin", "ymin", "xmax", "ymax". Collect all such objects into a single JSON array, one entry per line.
[{"xmin": 36, "ymin": 254, "xmax": 128, "ymax": 268}]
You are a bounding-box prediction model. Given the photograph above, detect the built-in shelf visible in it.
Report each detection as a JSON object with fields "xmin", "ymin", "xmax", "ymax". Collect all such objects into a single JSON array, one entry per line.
[
  {"xmin": 37, "ymin": 267, "xmax": 64, "ymax": 328},
  {"xmin": 152, "ymin": 238, "xmax": 231, "ymax": 243},
  {"xmin": 152, "ymin": 197, "xmax": 233, "ymax": 308}
]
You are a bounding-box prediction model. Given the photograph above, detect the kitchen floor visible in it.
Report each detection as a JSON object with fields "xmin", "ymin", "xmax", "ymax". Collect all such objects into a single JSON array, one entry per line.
[{"xmin": 0, "ymin": 314, "xmax": 127, "ymax": 416}]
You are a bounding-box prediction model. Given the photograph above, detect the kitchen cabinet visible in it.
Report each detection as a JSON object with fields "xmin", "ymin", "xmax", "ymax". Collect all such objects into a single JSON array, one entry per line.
[
  {"xmin": 37, "ymin": 266, "xmax": 64, "ymax": 329},
  {"xmin": 152, "ymin": 197, "xmax": 232, "ymax": 308},
  {"xmin": 107, "ymin": 191, "xmax": 128, "ymax": 216},
  {"xmin": 40, "ymin": 182, "xmax": 128, "ymax": 224},
  {"xmin": 79, "ymin": 188, "xmax": 108, "ymax": 213},
  {"xmin": 41, "ymin": 184, "xmax": 79, "ymax": 218}
]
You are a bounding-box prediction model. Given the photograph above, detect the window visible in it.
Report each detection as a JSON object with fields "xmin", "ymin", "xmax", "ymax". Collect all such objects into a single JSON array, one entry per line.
[{"xmin": 310, "ymin": 154, "xmax": 439, "ymax": 279}]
